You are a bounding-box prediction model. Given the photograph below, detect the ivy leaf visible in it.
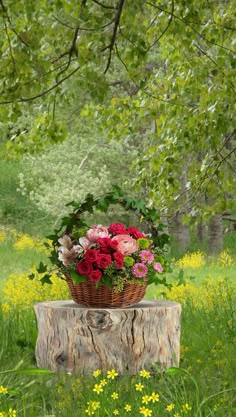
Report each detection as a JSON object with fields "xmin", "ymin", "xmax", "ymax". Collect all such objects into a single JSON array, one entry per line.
[
  {"xmin": 70, "ymin": 270, "xmax": 87, "ymax": 285},
  {"xmin": 37, "ymin": 262, "xmax": 48, "ymax": 274},
  {"xmin": 28, "ymin": 273, "xmax": 35, "ymax": 280},
  {"xmin": 40, "ymin": 274, "xmax": 53, "ymax": 285}
]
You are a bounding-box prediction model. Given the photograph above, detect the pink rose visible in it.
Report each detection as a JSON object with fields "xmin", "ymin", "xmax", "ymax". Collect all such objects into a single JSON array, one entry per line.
[
  {"xmin": 86, "ymin": 225, "xmax": 109, "ymax": 242},
  {"xmin": 113, "ymin": 234, "xmax": 139, "ymax": 256}
]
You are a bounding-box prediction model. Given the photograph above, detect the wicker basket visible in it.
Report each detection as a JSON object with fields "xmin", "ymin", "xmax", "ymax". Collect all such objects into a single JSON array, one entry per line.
[{"xmin": 66, "ymin": 275, "xmax": 147, "ymax": 308}]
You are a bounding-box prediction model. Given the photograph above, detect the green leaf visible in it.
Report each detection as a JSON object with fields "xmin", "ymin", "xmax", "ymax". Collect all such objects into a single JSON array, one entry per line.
[
  {"xmin": 28, "ymin": 273, "xmax": 35, "ymax": 280},
  {"xmin": 0, "ymin": 368, "xmax": 55, "ymax": 375},
  {"xmin": 37, "ymin": 262, "xmax": 48, "ymax": 274},
  {"xmin": 40, "ymin": 274, "xmax": 53, "ymax": 285},
  {"xmin": 70, "ymin": 270, "xmax": 87, "ymax": 285}
]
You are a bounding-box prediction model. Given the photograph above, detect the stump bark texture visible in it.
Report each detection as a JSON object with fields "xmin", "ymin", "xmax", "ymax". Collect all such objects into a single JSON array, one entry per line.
[{"xmin": 34, "ymin": 300, "xmax": 181, "ymax": 375}]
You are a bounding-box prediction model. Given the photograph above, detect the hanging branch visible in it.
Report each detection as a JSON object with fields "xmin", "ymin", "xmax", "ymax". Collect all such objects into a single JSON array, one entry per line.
[
  {"xmin": 101, "ymin": 0, "xmax": 126, "ymax": 74},
  {"xmin": 146, "ymin": 0, "xmax": 175, "ymax": 51}
]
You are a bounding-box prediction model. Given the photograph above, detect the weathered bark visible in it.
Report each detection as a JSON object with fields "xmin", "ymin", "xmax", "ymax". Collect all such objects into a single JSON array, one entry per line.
[
  {"xmin": 170, "ymin": 212, "xmax": 190, "ymax": 253},
  {"xmin": 34, "ymin": 300, "xmax": 181, "ymax": 375},
  {"xmin": 208, "ymin": 214, "xmax": 223, "ymax": 254},
  {"xmin": 197, "ymin": 219, "xmax": 207, "ymax": 243}
]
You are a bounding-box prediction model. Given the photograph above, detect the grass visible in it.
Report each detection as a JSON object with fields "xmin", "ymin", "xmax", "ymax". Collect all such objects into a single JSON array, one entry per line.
[{"xmin": 0, "ymin": 232, "xmax": 235, "ymax": 416}]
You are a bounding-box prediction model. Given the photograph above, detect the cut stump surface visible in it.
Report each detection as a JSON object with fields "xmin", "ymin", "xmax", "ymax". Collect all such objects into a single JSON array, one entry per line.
[{"xmin": 34, "ymin": 299, "xmax": 181, "ymax": 375}]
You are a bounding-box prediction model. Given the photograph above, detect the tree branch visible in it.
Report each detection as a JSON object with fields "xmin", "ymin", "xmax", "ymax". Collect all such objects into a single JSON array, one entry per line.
[
  {"xmin": 146, "ymin": 0, "xmax": 174, "ymax": 51},
  {"xmin": 102, "ymin": 0, "xmax": 125, "ymax": 74},
  {"xmin": 0, "ymin": 65, "xmax": 80, "ymax": 104},
  {"xmin": 91, "ymin": 0, "xmax": 117, "ymax": 10}
]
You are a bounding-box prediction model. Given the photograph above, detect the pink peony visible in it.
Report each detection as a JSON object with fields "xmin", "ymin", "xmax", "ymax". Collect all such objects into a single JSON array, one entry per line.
[
  {"xmin": 153, "ymin": 262, "xmax": 163, "ymax": 273},
  {"xmin": 132, "ymin": 263, "xmax": 148, "ymax": 278},
  {"xmin": 86, "ymin": 225, "xmax": 110, "ymax": 242},
  {"xmin": 89, "ymin": 270, "xmax": 102, "ymax": 282},
  {"xmin": 140, "ymin": 250, "xmax": 154, "ymax": 264},
  {"xmin": 113, "ymin": 234, "xmax": 139, "ymax": 256}
]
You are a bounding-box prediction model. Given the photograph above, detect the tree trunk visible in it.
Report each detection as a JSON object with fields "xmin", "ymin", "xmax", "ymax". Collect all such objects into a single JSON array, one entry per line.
[
  {"xmin": 208, "ymin": 214, "xmax": 223, "ymax": 254},
  {"xmin": 170, "ymin": 213, "xmax": 190, "ymax": 253},
  {"xmin": 34, "ymin": 300, "xmax": 181, "ymax": 375},
  {"xmin": 197, "ymin": 219, "xmax": 207, "ymax": 243}
]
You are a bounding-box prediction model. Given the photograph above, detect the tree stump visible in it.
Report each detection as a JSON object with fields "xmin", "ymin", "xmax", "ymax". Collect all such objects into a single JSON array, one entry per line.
[{"xmin": 34, "ymin": 300, "xmax": 181, "ymax": 375}]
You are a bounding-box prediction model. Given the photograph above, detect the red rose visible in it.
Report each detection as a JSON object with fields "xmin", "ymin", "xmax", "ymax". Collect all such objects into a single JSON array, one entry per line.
[
  {"xmin": 97, "ymin": 253, "xmax": 112, "ymax": 269},
  {"xmin": 97, "ymin": 237, "xmax": 112, "ymax": 253},
  {"xmin": 108, "ymin": 223, "xmax": 128, "ymax": 235},
  {"xmin": 85, "ymin": 249, "xmax": 99, "ymax": 263},
  {"xmin": 89, "ymin": 270, "xmax": 102, "ymax": 282},
  {"xmin": 126, "ymin": 226, "xmax": 145, "ymax": 239},
  {"xmin": 113, "ymin": 251, "xmax": 124, "ymax": 269},
  {"xmin": 109, "ymin": 239, "xmax": 118, "ymax": 250},
  {"xmin": 76, "ymin": 261, "xmax": 92, "ymax": 276}
]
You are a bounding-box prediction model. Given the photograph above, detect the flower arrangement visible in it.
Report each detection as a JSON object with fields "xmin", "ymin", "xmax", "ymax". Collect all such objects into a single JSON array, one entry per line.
[
  {"xmin": 30, "ymin": 187, "xmax": 171, "ymax": 306},
  {"xmin": 57, "ymin": 222, "xmax": 166, "ymax": 292}
]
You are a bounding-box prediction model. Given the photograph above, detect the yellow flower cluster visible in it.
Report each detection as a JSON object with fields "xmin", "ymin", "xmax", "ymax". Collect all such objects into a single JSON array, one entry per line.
[
  {"xmin": 176, "ymin": 251, "xmax": 206, "ymax": 269},
  {"xmin": 0, "ymin": 229, "xmax": 7, "ymax": 242},
  {"xmin": 164, "ymin": 277, "xmax": 235, "ymax": 311},
  {"xmin": 215, "ymin": 250, "xmax": 235, "ymax": 267},
  {"xmin": 0, "ymin": 386, "xmax": 8, "ymax": 394},
  {"xmin": 2, "ymin": 269, "xmax": 69, "ymax": 312},
  {"xmin": 0, "ymin": 410, "xmax": 16, "ymax": 417},
  {"xmin": 13, "ymin": 232, "xmax": 50, "ymax": 255},
  {"xmin": 85, "ymin": 400, "xmax": 100, "ymax": 415}
]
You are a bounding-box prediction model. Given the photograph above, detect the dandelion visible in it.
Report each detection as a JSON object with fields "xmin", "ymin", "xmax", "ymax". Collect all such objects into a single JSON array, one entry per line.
[
  {"xmin": 174, "ymin": 414, "xmax": 181, "ymax": 417},
  {"xmin": 113, "ymin": 410, "xmax": 119, "ymax": 415},
  {"xmin": 139, "ymin": 406, "xmax": 152, "ymax": 416},
  {"xmin": 166, "ymin": 403, "xmax": 175, "ymax": 411},
  {"xmin": 142, "ymin": 395, "xmax": 150, "ymax": 404},
  {"xmin": 111, "ymin": 392, "xmax": 119, "ymax": 400},
  {"xmin": 93, "ymin": 369, "xmax": 102, "ymax": 378},
  {"xmin": 107, "ymin": 369, "xmax": 118, "ymax": 379},
  {"xmin": 93, "ymin": 383, "xmax": 103, "ymax": 394},
  {"xmin": 124, "ymin": 404, "xmax": 132, "ymax": 412},
  {"xmin": 139, "ymin": 370, "xmax": 151, "ymax": 379},
  {"xmin": 149, "ymin": 392, "xmax": 159, "ymax": 403},
  {"xmin": 135, "ymin": 382, "xmax": 144, "ymax": 391},
  {"xmin": 0, "ymin": 385, "xmax": 8, "ymax": 394}
]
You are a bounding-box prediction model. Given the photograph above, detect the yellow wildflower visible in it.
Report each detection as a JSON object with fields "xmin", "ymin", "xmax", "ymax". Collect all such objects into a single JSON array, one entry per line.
[
  {"xmin": 107, "ymin": 369, "xmax": 118, "ymax": 379},
  {"xmin": 176, "ymin": 251, "xmax": 205, "ymax": 269},
  {"xmin": 124, "ymin": 404, "xmax": 132, "ymax": 412},
  {"xmin": 166, "ymin": 403, "xmax": 175, "ymax": 411},
  {"xmin": 113, "ymin": 410, "xmax": 119, "ymax": 415},
  {"xmin": 139, "ymin": 407, "xmax": 152, "ymax": 416},
  {"xmin": 0, "ymin": 413, "xmax": 5, "ymax": 417},
  {"xmin": 135, "ymin": 382, "xmax": 144, "ymax": 392},
  {"xmin": 0, "ymin": 230, "xmax": 6, "ymax": 242},
  {"xmin": 142, "ymin": 395, "xmax": 150, "ymax": 404},
  {"xmin": 111, "ymin": 392, "xmax": 119, "ymax": 400},
  {"xmin": 149, "ymin": 392, "xmax": 159, "ymax": 403},
  {"xmin": 182, "ymin": 403, "xmax": 192, "ymax": 412},
  {"xmin": 93, "ymin": 369, "xmax": 102, "ymax": 378},
  {"xmin": 0, "ymin": 385, "xmax": 8, "ymax": 394},
  {"xmin": 8, "ymin": 410, "xmax": 17, "ymax": 417},
  {"xmin": 174, "ymin": 414, "xmax": 181, "ymax": 417},
  {"xmin": 93, "ymin": 384, "xmax": 103, "ymax": 394},
  {"xmin": 139, "ymin": 370, "xmax": 151, "ymax": 379},
  {"xmin": 100, "ymin": 379, "xmax": 107, "ymax": 386}
]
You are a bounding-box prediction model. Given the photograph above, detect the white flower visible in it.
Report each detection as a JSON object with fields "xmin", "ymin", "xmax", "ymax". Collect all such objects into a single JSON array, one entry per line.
[{"xmin": 58, "ymin": 235, "xmax": 73, "ymax": 249}]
